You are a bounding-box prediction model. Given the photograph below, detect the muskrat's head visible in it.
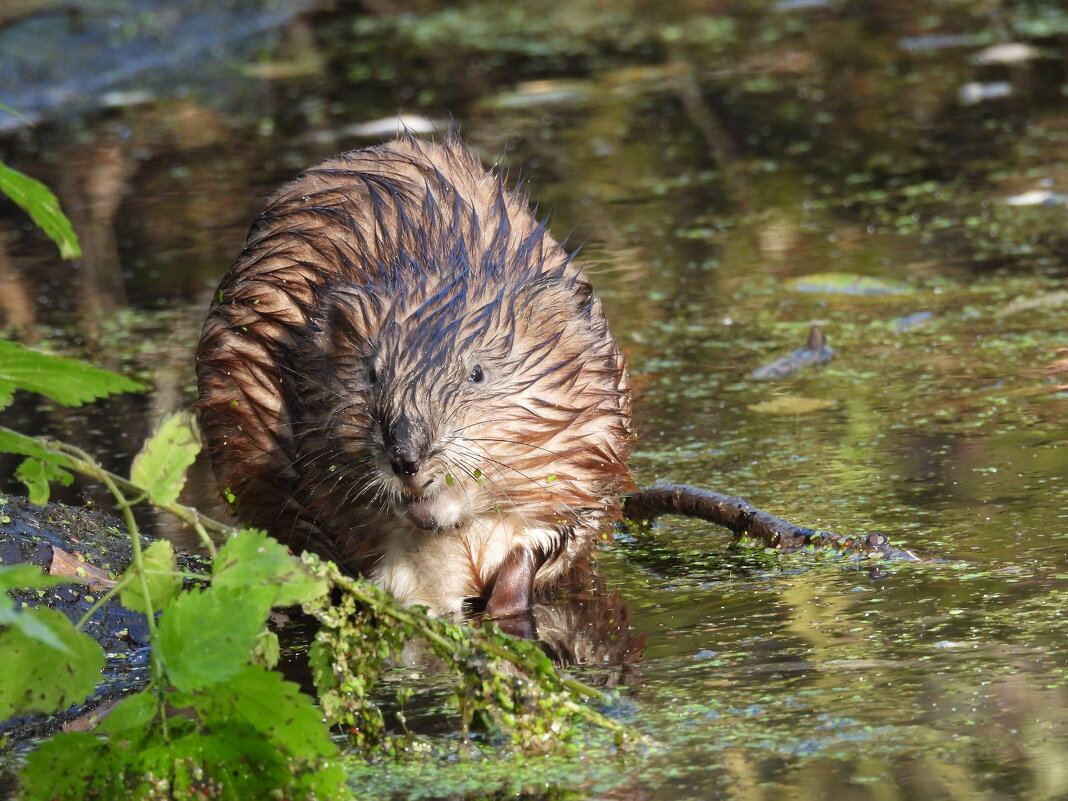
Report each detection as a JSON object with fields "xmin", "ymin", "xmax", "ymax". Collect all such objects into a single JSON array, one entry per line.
[{"xmin": 296, "ymin": 259, "xmax": 630, "ymax": 534}]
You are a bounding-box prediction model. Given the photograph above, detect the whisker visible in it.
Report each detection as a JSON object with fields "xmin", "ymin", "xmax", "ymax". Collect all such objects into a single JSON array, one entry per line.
[{"xmin": 465, "ymin": 435, "xmax": 571, "ymax": 461}]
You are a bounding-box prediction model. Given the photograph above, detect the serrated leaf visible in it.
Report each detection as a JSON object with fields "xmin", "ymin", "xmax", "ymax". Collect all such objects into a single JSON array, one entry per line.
[
  {"xmin": 0, "ymin": 340, "xmax": 144, "ymax": 408},
  {"xmin": 196, "ymin": 665, "xmax": 339, "ymax": 762},
  {"xmin": 1, "ymin": 438, "xmax": 76, "ymax": 507},
  {"xmin": 0, "ymin": 606, "xmax": 104, "ymax": 718},
  {"xmin": 130, "ymin": 411, "xmax": 201, "ymax": 506},
  {"xmin": 16, "ymin": 456, "xmax": 74, "ymax": 504},
  {"xmin": 156, "ymin": 587, "xmax": 271, "ymax": 692},
  {"xmin": 133, "ymin": 721, "xmax": 345, "ymax": 801},
  {"xmin": 0, "ymin": 162, "xmax": 81, "ymax": 259},
  {"xmin": 119, "ymin": 539, "xmax": 181, "ymax": 615},
  {"xmin": 151, "ymin": 727, "xmax": 281, "ymax": 796},
  {"xmin": 18, "ymin": 732, "xmax": 117, "ymax": 801},
  {"xmin": 213, "ymin": 529, "xmax": 327, "ymax": 607}
]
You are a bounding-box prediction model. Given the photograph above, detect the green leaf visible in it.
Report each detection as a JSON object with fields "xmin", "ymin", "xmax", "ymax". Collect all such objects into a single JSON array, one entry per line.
[
  {"xmin": 0, "ymin": 564, "xmax": 73, "ymax": 635},
  {"xmin": 0, "ymin": 606, "xmax": 104, "ymax": 718},
  {"xmin": 129, "ymin": 410, "xmax": 201, "ymax": 506},
  {"xmin": 134, "ymin": 722, "xmax": 346, "ymax": 801},
  {"xmin": 212, "ymin": 529, "xmax": 327, "ymax": 607},
  {"xmin": 0, "ymin": 430, "xmax": 77, "ymax": 507},
  {"xmin": 0, "ymin": 340, "xmax": 145, "ymax": 409},
  {"xmin": 118, "ymin": 539, "xmax": 181, "ymax": 615},
  {"xmin": 97, "ymin": 690, "xmax": 159, "ymax": 738},
  {"xmin": 18, "ymin": 732, "xmax": 118, "ymax": 801},
  {"xmin": 22, "ymin": 704, "xmax": 345, "ymax": 800},
  {"xmin": 195, "ymin": 665, "xmax": 339, "ymax": 762},
  {"xmin": 148, "ymin": 727, "xmax": 284, "ymax": 800},
  {"xmin": 0, "ymin": 426, "xmax": 65, "ymax": 460},
  {"xmin": 8, "ymin": 607, "xmax": 73, "ymax": 652},
  {"xmin": 0, "ymin": 162, "xmax": 81, "ymax": 259},
  {"xmin": 253, "ymin": 629, "xmax": 280, "ymax": 668},
  {"xmin": 0, "ymin": 563, "xmax": 71, "ymax": 595},
  {"xmin": 156, "ymin": 587, "xmax": 271, "ymax": 692},
  {"xmin": 16, "ymin": 456, "xmax": 74, "ymax": 505}
]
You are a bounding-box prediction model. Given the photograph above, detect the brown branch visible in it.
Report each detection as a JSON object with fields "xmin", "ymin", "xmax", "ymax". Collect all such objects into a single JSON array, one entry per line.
[{"xmin": 623, "ymin": 483, "xmax": 920, "ymax": 562}]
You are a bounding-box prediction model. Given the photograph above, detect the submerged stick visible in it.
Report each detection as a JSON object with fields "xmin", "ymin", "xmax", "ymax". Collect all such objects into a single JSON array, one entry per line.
[{"xmin": 623, "ymin": 483, "xmax": 920, "ymax": 562}]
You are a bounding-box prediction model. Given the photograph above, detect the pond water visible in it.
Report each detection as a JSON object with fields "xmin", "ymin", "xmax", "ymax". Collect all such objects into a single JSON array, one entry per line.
[{"xmin": 1, "ymin": 1, "xmax": 1067, "ymax": 799}]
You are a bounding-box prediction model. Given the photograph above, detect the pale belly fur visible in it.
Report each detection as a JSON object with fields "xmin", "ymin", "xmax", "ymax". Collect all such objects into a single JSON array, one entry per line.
[{"xmin": 366, "ymin": 514, "xmax": 564, "ymax": 617}]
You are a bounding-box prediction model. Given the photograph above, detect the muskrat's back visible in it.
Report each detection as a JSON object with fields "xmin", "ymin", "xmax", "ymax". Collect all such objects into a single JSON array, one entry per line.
[{"xmin": 196, "ymin": 136, "xmax": 633, "ymax": 619}]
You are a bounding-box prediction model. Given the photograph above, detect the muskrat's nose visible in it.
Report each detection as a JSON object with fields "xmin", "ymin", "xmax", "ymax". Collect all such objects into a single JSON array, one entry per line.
[
  {"xmin": 385, "ymin": 414, "xmax": 428, "ymax": 476},
  {"xmin": 388, "ymin": 444, "xmax": 423, "ymax": 477}
]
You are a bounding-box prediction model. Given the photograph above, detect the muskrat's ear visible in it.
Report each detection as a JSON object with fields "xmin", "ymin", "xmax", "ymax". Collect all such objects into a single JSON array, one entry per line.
[
  {"xmin": 517, "ymin": 275, "xmax": 596, "ymax": 320},
  {"xmin": 316, "ymin": 286, "xmax": 379, "ymax": 353}
]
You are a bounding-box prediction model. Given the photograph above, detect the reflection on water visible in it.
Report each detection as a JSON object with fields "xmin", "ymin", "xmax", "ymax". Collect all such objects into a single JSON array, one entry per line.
[{"xmin": 1, "ymin": 1, "xmax": 1067, "ymax": 799}]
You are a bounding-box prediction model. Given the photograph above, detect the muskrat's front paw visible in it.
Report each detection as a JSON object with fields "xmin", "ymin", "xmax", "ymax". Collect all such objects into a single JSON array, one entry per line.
[{"xmin": 483, "ymin": 609, "xmax": 538, "ymax": 640}]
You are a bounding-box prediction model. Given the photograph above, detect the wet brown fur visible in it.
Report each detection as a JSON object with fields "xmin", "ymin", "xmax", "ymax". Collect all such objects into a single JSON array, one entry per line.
[{"xmin": 196, "ymin": 136, "xmax": 634, "ymax": 618}]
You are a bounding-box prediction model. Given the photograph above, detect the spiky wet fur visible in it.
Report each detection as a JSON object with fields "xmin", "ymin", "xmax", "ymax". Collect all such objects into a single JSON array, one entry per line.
[{"xmin": 196, "ymin": 136, "xmax": 633, "ymax": 616}]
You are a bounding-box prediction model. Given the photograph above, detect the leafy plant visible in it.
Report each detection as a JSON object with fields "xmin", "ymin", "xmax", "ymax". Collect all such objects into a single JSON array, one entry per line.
[
  {"xmin": 11, "ymin": 526, "xmax": 345, "ymax": 801},
  {"xmin": 0, "ymin": 356, "xmax": 347, "ymax": 798},
  {"xmin": 0, "ymin": 162, "xmax": 80, "ymax": 260},
  {"xmin": 0, "ymin": 165, "xmax": 632, "ymax": 799},
  {"xmin": 0, "ymin": 344, "xmax": 631, "ymax": 799},
  {"xmin": 307, "ymin": 557, "xmax": 628, "ymax": 754},
  {"xmin": 0, "ymin": 566, "xmax": 103, "ymax": 717}
]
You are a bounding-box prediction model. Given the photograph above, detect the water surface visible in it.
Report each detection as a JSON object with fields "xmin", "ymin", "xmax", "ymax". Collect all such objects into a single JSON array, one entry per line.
[{"xmin": 1, "ymin": 2, "xmax": 1066, "ymax": 799}]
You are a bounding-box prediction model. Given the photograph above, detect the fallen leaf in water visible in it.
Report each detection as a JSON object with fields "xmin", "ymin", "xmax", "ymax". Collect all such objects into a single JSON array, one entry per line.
[
  {"xmin": 972, "ymin": 43, "xmax": 1040, "ymax": 65},
  {"xmin": 786, "ymin": 272, "xmax": 912, "ymax": 295},
  {"xmin": 1003, "ymin": 189, "xmax": 1068, "ymax": 207},
  {"xmin": 748, "ymin": 395, "xmax": 838, "ymax": 414},
  {"xmin": 959, "ymin": 81, "xmax": 1013, "ymax": 104},
  {"xmin": 999, "ymin": 290, "xmax": 1068, "ymax": 316},
  {"xmin": 50, "ymin": 546, "xmax": 117, "ymax": 592},
  {"xmin": 481, "ymin": 79, "xmax": 593, "ymax": 110},
  {"xmin": 343, "ymin": 114, "xmax": 443, "ymax": 138},
  {"xmin": 62, "ymin": 697, "xmax": 123, "ymax": 733}
]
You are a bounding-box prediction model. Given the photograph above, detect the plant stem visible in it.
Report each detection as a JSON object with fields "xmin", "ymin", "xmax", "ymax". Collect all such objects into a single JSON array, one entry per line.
[
  {"xmin": 56, "ymin": 442, "xmax": 174, "ymax": 738},
  {"xmin": 13, "ymin": 432, "xmax": 235, "ymax": 541},
  {"xmin": 314, "ymin": 560, "xmax": 635, "ymax": 740}
]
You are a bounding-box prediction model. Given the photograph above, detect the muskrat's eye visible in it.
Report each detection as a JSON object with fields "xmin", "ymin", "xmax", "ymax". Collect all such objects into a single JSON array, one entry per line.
[
  {"xmin": 367, "ymin": 366, "xmax": 378, "ymax": 384},
  {"xmin": 468, "ymin": 365, "xmax": 484, "ymax": 384}
]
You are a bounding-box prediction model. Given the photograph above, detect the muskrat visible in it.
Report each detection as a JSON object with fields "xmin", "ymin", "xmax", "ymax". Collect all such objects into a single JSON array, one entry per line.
[{"xmin": 196, "ymin": 136, "xmax": 633, "ymax": 620}]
